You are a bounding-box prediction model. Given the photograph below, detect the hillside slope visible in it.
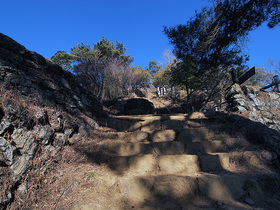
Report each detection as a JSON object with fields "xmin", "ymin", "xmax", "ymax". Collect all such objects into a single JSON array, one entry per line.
[
  {"xmin": 0, "ymin": 34, "xmax": 280, "ymax": 209},
  {"xmin": 0, "ymin": 33, "xmax": 107, "ymax": 209}
]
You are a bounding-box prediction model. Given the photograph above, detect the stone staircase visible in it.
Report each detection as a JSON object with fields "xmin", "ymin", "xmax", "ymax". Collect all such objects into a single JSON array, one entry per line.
[{"xmin": 96, "ymin": 113, "xmax": 280, "ymax": 209}]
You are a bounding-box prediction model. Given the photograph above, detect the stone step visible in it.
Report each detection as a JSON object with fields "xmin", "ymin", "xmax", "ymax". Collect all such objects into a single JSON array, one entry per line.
[
  {"xmin": 104, "ymin": 146, "xmax": 277, "ymax": 175},
  {"xmin": 99, "ymin": 139, "xmax": 229, "ymax": 156},
  {"xmin": 99, "ymin": 141, "xmax": 185, "ymax": 156},
  {"xmin": 108, "ymin": 151, "xmax": 276, "ymax": 175},
  {"xmin": 118, "ymin": 173, "xmax": 280, "ymax": 209},
  {"xmin": 112, "ymin": 114, "xmax": 204, "ymax": 132},
  {"xmin": 109, "ymin": 154, "xmax": 201, "ymax": 175},
  {"xmin": 108, "ymin": 153, "xmax": 230, "ymax": 175},
  {"xmin": 177, "ymin": 127, "xmax": 216, "ymax": 143},
  {"xmin": 185, "ymin": 140, "xmax": 228, "ymax": 154}
]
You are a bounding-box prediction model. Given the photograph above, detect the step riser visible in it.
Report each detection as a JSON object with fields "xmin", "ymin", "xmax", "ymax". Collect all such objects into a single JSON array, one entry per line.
[
  {"xmin": 129, "ymin": 121, "xmax": 207, "ymax": 132},
  {"xmin": 106, "ymin": 115, "xmax": 280, "ymax": 208},
  {"xmin": 110, "ymin": 154, "xmax": 231, "ymax": 175},
  {"xmin": 101, "ymin": 142, "xmax": 186, "ymax": 156},
  {"xmin": 100, "ymin": 140, "xmax": 229, "ymax": 156},
  {"xmin": 115, "ymin": 120, "xmax": 202, "ymax": 132},
  {"xmin": 119, "ymin": 174, "xmax": 280, "ymax": 205},
  {"xmin": 110, "ymin": 155, "xmax": 201, "ymax": 175},
  {"xmin": 119, "ymin": 176, "xmax": 198, "ymax": 202},
  {"xmin": 109, "ymin": 151, "xmax": 274, "ymax": 175}
]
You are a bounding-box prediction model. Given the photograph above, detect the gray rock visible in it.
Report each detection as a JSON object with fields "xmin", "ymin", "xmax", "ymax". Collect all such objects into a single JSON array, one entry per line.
[
  {"xmin": 61, "ymin": 78, "xmax": 71, "ymax": 89},
  {"xmin": 43, "ymin": 80, "xmax": 61, "ymax": 90},
  {"xmin": 53, "ymin": 133, "xmax": 68, "ymax": 147},
  {"xmin": 11, "ymin": 154, "xmax": 30, "ymax": 179},
  {"xmin": 78, "ymin": 124, "xmax": 88, "ymax": 136},
  {"xmin": 0, "ymin": 118, "xmax": 12, "ymax": 135},
  {"xmin": 245, "ymin": 198, "xmax": 255, "ymax": 205},
  {"xmin": 68, "ymin": 133, "xmax": 82, "ymax": 145},
  {"xmin": 0, "ymin": 137, "xmax": 16, "ymax": 166},
  {"xmin": 33, "ymin": 125, "xmax": 53, "ymax": 145},
  {"xmin": 33, "ymin": 109, "xmax": 48, "ymax": 124},
  {"xmin": 17, "ymin": 183, "xmax": 28, "ymax": 200},
  {"xmin": 0, "ymin": 33, "xmax": 107, "ymax": 119},
  {"xmin": 0, "ymin": 191, "xmax": 12, "ymax": 207},
  {"xmin": 260, "ymin": 150, "xmax": 277, "ymax": 162},
  {"xmin": 268, "ymin": 92, "xmax": 280, "ymax": 101},
  {"xmin": 248, "ymin": 93, "xmax": 265, "ymax": 107},
  {"xmin": 48, "ymin": 110, "xmax": 63, "ymax": 131},
  {"xmin": 226, "ymin": 84, "xmax": 252, "ymax": 112},
  {"xmin": 64, "ymin": 128, "xmax": 75, "ymax": 137},
  {"xmin": 227, "ymin": 85, "xmax": 280, "ymax": 134},
  {"xmin": 225, "ymin": 84, "xmax": 243, "ymax": 98},
  {"xmin": 43, "ymin": 145, "xmax": 59, "ymax": 157},
  {"xmin": 248, "ymin": 112, "xmax": 266, "ymax": 124},
  {"xmin": 12, "ymin": 129, "xmax": 37, "ymax": 157}
]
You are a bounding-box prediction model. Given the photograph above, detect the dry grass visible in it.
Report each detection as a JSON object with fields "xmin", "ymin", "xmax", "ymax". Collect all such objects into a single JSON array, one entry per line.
[
  {"xmin": 8, "ymin": 140, "xmax": 123, "ymax": 209},
  {"xmin": 0, "ymin": 83, "xmax": 122, "ymax": 209},
  {"xmin": 2, "ymin": 81, "xmax": 280, "ymax": 209}
]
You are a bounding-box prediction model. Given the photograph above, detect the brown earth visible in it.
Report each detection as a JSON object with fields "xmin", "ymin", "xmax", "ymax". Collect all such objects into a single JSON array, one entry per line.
[
  {"xmin": 9, "ymin": 112, "xmax": 280, "ymax": 210},
  {"xmin": 1, "ymin": 33, "xmax": 280, "ymax": 210}
]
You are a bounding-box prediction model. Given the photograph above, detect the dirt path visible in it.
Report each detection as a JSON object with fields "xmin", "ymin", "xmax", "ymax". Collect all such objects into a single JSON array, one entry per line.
[{"xmin": 14, "ymin": 113, "xmax": 280, "ymax": 209}]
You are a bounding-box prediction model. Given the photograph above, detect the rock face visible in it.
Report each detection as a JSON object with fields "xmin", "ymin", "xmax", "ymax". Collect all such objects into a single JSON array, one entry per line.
[
  {"xmin": 226, "ymin": 84, "xmax": 280, "ymax": 131},
  {"xmin": 0, "ymin": 33, "xmax": 106, "ymax": 118},
  {"xmin": 225, "ymin": 84, "xmax": 280, "ymax": 155},
  {"xmin": 0, "ymin": 33, "xmax": 107, "ymax": 208}
]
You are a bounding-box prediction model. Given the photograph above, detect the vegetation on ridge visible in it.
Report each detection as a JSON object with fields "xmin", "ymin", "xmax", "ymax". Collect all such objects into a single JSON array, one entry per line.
[{"xmin": 48, "ymin": 0, "xmax": 279, "ymax": 108}]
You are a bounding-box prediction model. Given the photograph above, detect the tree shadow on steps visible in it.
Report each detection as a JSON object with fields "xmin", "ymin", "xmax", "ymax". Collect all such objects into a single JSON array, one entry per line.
[
  {"xmin": 119, "ymin": 173, "xmax": 280, "ymax": 210},
  {"xmin": 75, "ymin": 112, "xmax": 280, "ymax": 209}
]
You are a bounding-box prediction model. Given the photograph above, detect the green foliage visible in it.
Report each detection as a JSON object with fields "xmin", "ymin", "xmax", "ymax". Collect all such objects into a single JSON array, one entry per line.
[
  {"xmin": 146, "ymin": 60, "xmax": 161, "ymax": 78},
  {"xmin": 94, "ymin": 37, "xmax": 134, "ymax": 65},
  {"xmin": 153, "ymin": 68, "xmax": 171, "ymax": 87},
  {"xmin": 164, "ymin": 0, "xmax": 280, "ymax": 73},
  {"xmin": 49, "ymin": 38, "xmax": 138, "ymax": 100},
  {"xmin": 163, "ymin": 0, "xmax": 280, "ymax": 108},
  {"xmin": 70, "ymin": 42, "xmax": 92, "ymax": 61},
  {"xmin": 132, "ymin": 66, "xmax": 151, "ymax": 85},
  {"xmin": 50, "ymin": 51, "xmax": 74, "ymax": 71}
]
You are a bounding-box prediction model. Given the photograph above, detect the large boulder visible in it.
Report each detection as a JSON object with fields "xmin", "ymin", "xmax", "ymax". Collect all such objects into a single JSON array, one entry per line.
[
  {"xmin": 104, "ymin": 98, "xmax": 155, "ymax": 115},
  {"xmin": 123, "ymin": 98, "xmax": 155, "ymax": 115}
]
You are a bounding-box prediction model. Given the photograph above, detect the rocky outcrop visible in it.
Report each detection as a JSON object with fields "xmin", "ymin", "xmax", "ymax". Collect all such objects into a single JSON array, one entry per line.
[
  {"xmin": 0, "ymin": 33, "xmax": 106, "ymax": 118},
  {"xmin": 225, "ymin": 84, "xmax": 280, "ymax": 131},
  {"xmin": 0, "ymin": 33, "xmax": 107, "ymax": 208},
  {"xmin": 225, "ymin": 84, "xmax": 280, "ymax": 156}
]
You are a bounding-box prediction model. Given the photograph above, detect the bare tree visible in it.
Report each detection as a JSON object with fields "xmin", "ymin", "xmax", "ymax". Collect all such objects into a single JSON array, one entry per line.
[{"xmin": 268, "ymin": 59, "xmax": 280, "ymax": 75}]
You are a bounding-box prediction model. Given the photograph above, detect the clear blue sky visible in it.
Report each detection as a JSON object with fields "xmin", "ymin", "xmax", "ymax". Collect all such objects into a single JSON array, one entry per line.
[{"xmin": 1, "ymin": 0, "xmax": 280, "ymax": 71}]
